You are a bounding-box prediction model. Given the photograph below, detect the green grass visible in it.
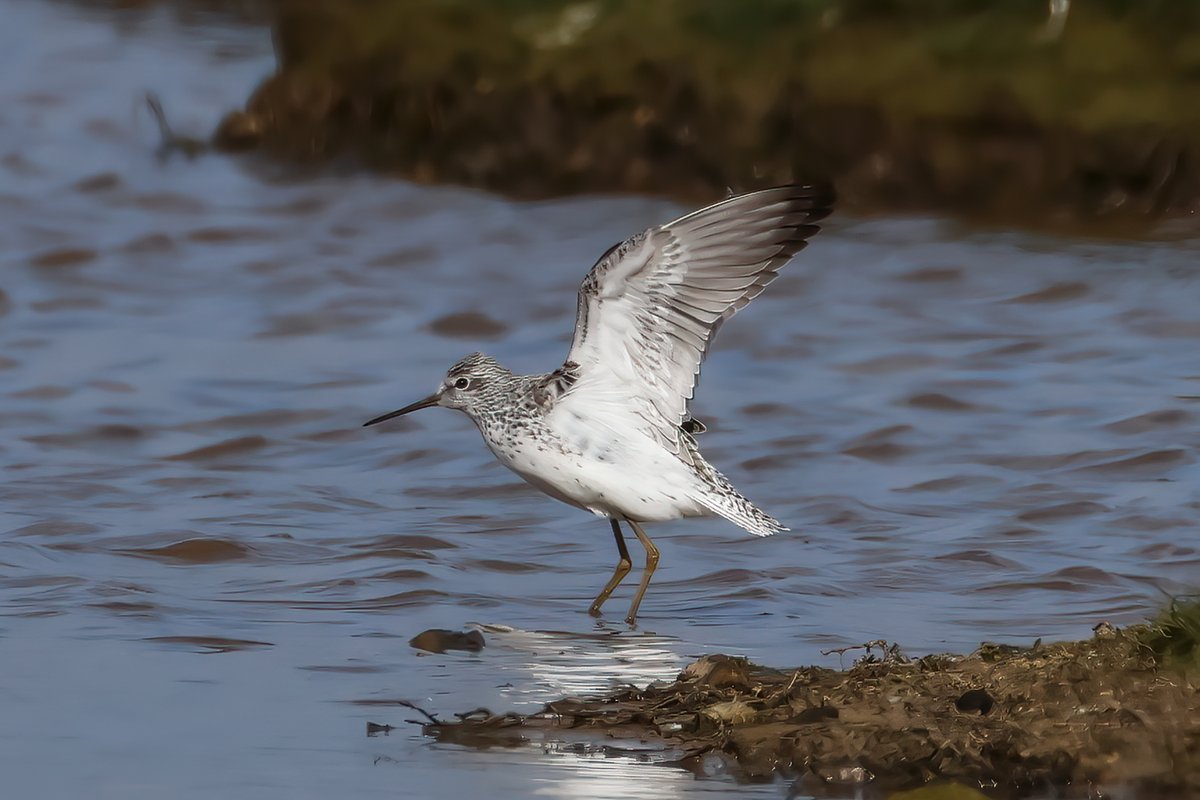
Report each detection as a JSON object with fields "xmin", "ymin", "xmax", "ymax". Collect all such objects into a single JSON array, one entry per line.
[
  {"xmin": 275, "ymin": 0, "xmax": 1200, "ymax": 136},
  {"xmin": 1140, "ymin": 596, "xmax": 1200, "ymax": 674}
]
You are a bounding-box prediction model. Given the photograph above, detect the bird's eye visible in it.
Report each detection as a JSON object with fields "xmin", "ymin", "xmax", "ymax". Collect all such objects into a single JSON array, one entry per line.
[{"xmin": 454, "ymin": 377, "xmax": 470, "ymax": 390}]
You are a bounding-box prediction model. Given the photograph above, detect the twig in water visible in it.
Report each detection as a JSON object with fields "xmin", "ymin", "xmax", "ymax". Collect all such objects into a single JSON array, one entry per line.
[
  {"xmin": 392, "ymin": 699, "xmax": 442, "ymax": 726},
  {"xmin": 143, "ymin": 91, "xmax": 208, "ymax": 159}
]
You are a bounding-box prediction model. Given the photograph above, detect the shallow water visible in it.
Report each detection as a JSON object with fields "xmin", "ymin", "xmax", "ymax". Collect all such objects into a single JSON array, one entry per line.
[{"xmin": 2, "ymin": 2, "xmax": 1199, "ymax": 797}]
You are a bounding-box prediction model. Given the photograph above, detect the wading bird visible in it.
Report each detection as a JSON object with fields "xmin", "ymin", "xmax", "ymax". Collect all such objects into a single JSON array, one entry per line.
[{"xmin": 365, "ymin": 185, "xmax": 833, "ymax": 624}]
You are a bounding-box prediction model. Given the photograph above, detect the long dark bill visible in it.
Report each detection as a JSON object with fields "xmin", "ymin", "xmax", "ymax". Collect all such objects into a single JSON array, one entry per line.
[{"xmin": 362, "ymin": 393, "xmax": 439, "ymax": 427}]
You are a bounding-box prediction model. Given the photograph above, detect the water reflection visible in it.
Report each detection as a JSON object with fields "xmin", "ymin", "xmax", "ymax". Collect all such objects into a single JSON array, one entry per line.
[{"xmin": 476, "ymin": 625, "xmax": 684, "ymax": 702}]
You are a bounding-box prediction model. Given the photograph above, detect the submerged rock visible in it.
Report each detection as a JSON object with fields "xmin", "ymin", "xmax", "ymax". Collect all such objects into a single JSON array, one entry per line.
[{"xmin": 409, "ymin": 628, "xmax": 486, "ymax": 654}]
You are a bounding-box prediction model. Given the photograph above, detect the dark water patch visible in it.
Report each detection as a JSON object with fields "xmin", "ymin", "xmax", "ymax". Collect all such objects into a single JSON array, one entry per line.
[
  {"xmin": 3, "ymin": 152, "xmax": 43, "ymax": 177},
  {"xmin": 274, "ymin": 500, "xmax": 341, "ymax": 514},
  {"xmin": 179, "ymin": 409, "xmax": 328, "ymax": 430},
  {"xmin": 680, "ymin": 568, "xmax": 766, "ymax": 588},
  {"xmin": 291, "ymin": 487, "xmax": 386, "ymax": 511},
  {"xmin": 349, "ymin": 534, "xmax": 457, "ymax": 553},
  {"xmin": 739, "ymin": 452, "xmax": 812, "ymax": 472},
  {"xmin": 840, "ymin": 357, "xmax": 940, "ymax": 376},
  {"xmin": 260, "ymin": 195, "xmax": 328, "ymax": 216},
  {"xmin": 1118, "ymin": 519, "xmax": 1195, "ymax": 538},
  {"xmin": 165, "ymin": 435, "xmax": 269, "ymax": 461},
  {"xmin": 1105, "ymin": 408, "xmax": 1193, "ymax": 434},
  {"xmin": 366, "ymin": 244, "xmax": 437, "ymax": 269},
  {"xmin": 1004, "ymin": 282, "xmax": 1090, "ymax": 304},
  {"xmin": 1017, "ymin": 501, "xmax": 1110, "ymax": 523},
  {"xmin": 25, "ymin": 424, "xmax": 147, "ymax": 448},
  {"xmin": 301, "ymin": 428, "xmax": 361, "ymax": 442},
  {"xmin": 119, "ymin": 191, "xmax": 206, "ymax": 214},
  {"xmin": 146, "ymin": 635, "xmax": 274, "ymax": 653},
  {"xmin": 185, "ymin": 225, "xmax": 274, "ymax": 244},
  {"xmin": 712, "ymin": 585, "xmax": 775, "ymax": 602},
  {"xmin": 148, "ymin": 476, "xmax": 231, "ymax": 489},
  {"xmin": 1051, "ymin": 565, "xmax": 1122, "ymax": 585},
  {"xmin": 1058, "ymin": 349, "xmax": 1122, "ymax": 365},
  {"xmin": 933, "ymin": 550, "xmax": 1024, "ymax": 570},
  {"xmin": 258, "ymin": 309, "xmax": 379, "ymax": 337},
  {"xmin": 88, "ymin": 600, "xmax": 157, "ymax": 615},
  {"xmin": 0, "ymin": 574, "xmax": 88, "ymax": 590},
  {"xmin": 298, "ymin": 663, "xmax": 385, "ymax": 673},
  {"xmin": 73, "ymin": 172, "xmax": 122, "ymax": 193},
  {"xmin": 738, "ymin": 402, "xmax": 795, "ymax": 417},
  {"xmin": 842, "ymin": 441, "xmax": 912, "ymax": 461},
  {"xmin": 464, "ymin": 559, "xmax": 547, "ymax": 574},
  {"xmin": 29, "ymin": 247, "xmax": 97, "ymax": 269},
  {"xmin": 903, "ymin": 392, "xmax": 976, "ymax": 411},
  {"xmin": 1134, "ymin": 542, "xmax": 1197, "ymax": 558},
  {"xmin": 9, "ymin": 520, "xmax": 102, "ymax": 538},
  {"xmin": 264, "ymin": 589, "xmax": 457, "ymax": 611},
  {"xmin": 895, "ymin": 475, "xmax": 1003, "ymax": 493},
  {"xmin": 369, "ymin": 569, "xmax": 430, "ymax": 581},
  {"xmin": 10, "ymin": 385, "xmax": 72, "ymax": 400},
  {"xmin": 336, "ymin": 547, "xmax": 443, "ymax": 563},
  {"xmin": 119, "ymin": 232, "xmax": 175, "ymax": 253},
  {"xmin": 972, "ymin": 578, "xmax": 1100, "ymax": 594},
  {"xmin": 896, "ymin": 266, "xmax": 962, "ymax": 283},
  {"xmin": 977, "ymin": 340, "xmax": 1046, "ymax": 358},
  {"xmin": 409, "ymin": 482, "xmax": 532, "ymax": 501},
  {"xmin": 428, "ymin": 311, "xmax": 509, "ymax": 340},
  {"xmin": 1074, "ymin": 448, "xmax": 1192, "ymax": 475},
  {"xmin": 1130, "ymin": 317, "xmax": 1200, "ymax": 339},
  {"xmin": 120, "ymin": 537, "xmax": 254, "ymax": 563},
  {"xmin": 980, "ymin": 449, "xmax": 1128, "ymax": 471},
  {"xmin": 31, "ymin": 297, "xmax": 105, "ymax": 312}
]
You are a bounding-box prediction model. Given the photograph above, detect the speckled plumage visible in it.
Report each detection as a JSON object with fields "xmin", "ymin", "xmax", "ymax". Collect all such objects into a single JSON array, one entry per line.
[{"xmin": 365, "ymin": 185, "xmax": 834, "ymax": 622}]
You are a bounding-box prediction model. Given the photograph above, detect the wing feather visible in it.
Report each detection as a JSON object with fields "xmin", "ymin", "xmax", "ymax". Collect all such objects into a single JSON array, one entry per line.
[{"xmin": 558, "ymin": 184, "xmax": 834, "ymax": 451}]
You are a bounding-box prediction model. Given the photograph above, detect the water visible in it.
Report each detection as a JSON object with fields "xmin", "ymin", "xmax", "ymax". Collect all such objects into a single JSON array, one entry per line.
[{"xmin": 2, "ymin": 2, "xmax": 1199, "ymax": 797}]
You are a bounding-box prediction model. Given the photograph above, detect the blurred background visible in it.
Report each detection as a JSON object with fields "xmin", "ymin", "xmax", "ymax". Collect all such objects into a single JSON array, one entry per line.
[{"xmin": 1, "ymin": 1, "xmax": 1197, "ymax": 798}]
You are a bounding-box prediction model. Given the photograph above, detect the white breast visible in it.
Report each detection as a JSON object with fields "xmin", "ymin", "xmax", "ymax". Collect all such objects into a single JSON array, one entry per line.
[{"xmin": 482, "ymin": 408, "xmax": 707, "ymax": 523}]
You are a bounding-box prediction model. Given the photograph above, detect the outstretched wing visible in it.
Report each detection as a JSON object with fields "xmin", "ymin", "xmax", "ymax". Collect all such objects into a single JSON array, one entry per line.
[{"xmin": 557, "ymin": 184, "xmax": 833, "ymax": 451}]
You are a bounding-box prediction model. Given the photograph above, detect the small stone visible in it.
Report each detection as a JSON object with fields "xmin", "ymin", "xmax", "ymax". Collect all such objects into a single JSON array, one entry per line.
[
  {"xmin": 680, "ymin": 654, "xmax": 752, "ymax": 690},
  {"xmin": 409, "ymin": 628, "xmax": 485, "ymax": 654}
]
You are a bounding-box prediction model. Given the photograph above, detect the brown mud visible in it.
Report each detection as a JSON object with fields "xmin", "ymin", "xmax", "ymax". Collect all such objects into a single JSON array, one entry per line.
[
  {"xmin": 417, "ymin": 604, "xmax": 1200, "ymax": 794},
  {"xmin": 210, "ymin": 0, "xmax": 1200, "ymax": 233}
]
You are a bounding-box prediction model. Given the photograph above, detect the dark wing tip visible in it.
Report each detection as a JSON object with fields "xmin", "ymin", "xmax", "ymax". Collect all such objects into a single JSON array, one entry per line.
[
  {"xmin": 775, "ymin": 182, "xmax": 836, "ymax": 223},
  {"xmin": 765, "ymin": 184, "xmax": 835, "ymax": 255}
]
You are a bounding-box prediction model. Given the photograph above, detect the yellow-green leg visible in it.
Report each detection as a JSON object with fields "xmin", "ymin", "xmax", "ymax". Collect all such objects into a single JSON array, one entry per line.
[
  {"xmin": 625, "ymin": 520, "xmax": 660, "ymax": 625},
  {"xmin": 588, "ymin": 520, "xmax": 632, "ymax": 617}
]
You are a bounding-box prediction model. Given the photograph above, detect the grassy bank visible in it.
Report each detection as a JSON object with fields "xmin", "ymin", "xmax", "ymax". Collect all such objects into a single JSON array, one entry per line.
[{"xmin": 214, "ymin": 1, "xmax": 1200, "ymax": 230}]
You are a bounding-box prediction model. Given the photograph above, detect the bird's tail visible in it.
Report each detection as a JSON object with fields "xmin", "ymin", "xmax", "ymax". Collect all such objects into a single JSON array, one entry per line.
[{"xmin": 691, "ymin": 477, "xmax": 787, "ymax": 537}]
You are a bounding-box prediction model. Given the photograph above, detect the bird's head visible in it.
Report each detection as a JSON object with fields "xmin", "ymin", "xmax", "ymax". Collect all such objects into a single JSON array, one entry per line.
[{"xmin": 363, "ymin": 352, "xmax": 513, "ymax": 427}]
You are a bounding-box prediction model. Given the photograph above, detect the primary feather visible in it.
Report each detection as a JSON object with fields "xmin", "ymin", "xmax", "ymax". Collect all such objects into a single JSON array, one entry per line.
[{"xmin": 561, "ymin": 184, "xmax": 834, "ymax": 457}]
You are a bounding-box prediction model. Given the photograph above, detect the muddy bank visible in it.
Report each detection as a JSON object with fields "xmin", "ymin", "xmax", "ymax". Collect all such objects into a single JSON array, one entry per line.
[
  {"xmin": 212, "ymin": 0, "xmax": 1200, "ymax": 232},
  {"xmin": 414, "ymin": 604, "xmax": 1200, "ymax": 794}
]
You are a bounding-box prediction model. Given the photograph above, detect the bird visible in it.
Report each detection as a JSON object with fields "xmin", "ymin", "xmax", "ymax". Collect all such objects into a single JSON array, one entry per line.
[{"xmin": 364, "ymin": 184, "xmax": 834, "ymax": 624}]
